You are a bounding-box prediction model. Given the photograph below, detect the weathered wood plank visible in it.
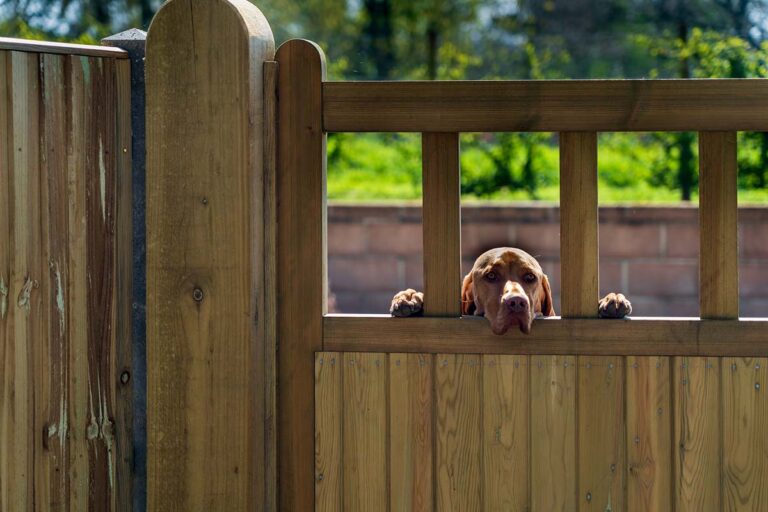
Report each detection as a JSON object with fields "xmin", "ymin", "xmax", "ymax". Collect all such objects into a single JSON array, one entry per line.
[
  {"xmin": 435, "ymin": 354, "xmax": 482, "ymax": 511},
  {"xmin": 422, "ymin": 132, "xmax": 461, "ymax": 316},
  {"xmin": 722, "ymin": 358, "xmax": 768, "ymax": 511},
  {"xmin": 482, "ymin": 355, "xmax": 529, "ymax": 511},
  {"xmin": 674, "ymin": 357, "xmax": 722, "ymax": 511},
  {"xmin": 275, "ymin": 38, "xmax": 326, "ymax": 511},
  {"xmin": 578, "ymin": 356, "xmax": 625, "ymax": 512},
  {"xmin": 323, "ymin": 315, "xmax": 768, "ymax": 356},
  {"xmin": 699, "ymin": 131, "xmax": 739, "ymax": 319},
  {"xmin": 560, "ymin": 132, "xmax": 598, "ymax": 318},
  {"xmin": 626, "ymin": 357, "xmax": 672, "ymax": 512},
  {"xmin": 146, "ymin": 1, "xmax": 275, "ymax": 510},
  {"xmin": 323, "ymin": 80, "xmax": 768, "ymax": 132},
  {"xmin": 530, "ymin": 355, "xmax": 577, "ymax": 511},
  {"xmin": 315, "ymin": 353, "xmax": 342, "ymax": 510},
  {"xmin": 389, "ymin": 353, "xmax": 434, "ymax": 512},
  {"xmin": 342, "ymin": 353, "xmax": 388, "ymax": 512},
  {"xmin": 0, "ymin": 37, "xmax": 128, "ymax": 59}
]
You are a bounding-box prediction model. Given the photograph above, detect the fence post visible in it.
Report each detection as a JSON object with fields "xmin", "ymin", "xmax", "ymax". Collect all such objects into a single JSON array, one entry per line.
[
  {"xmin": 146, "ymin": 1, "xmax": 275, "ymax": 510},
  {"xmin": 102, "ymin": 28, "xmax": 147, "ymax": 512}
]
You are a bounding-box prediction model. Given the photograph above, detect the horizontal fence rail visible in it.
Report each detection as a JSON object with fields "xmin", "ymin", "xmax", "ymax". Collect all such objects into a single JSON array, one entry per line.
[
  {"xmin": 323, "ymin": 79, "xmax": 768, "ymax": 132},
  {"xmin": 0, "ymin": 36, "xmax": 129, "ymax": 59}
]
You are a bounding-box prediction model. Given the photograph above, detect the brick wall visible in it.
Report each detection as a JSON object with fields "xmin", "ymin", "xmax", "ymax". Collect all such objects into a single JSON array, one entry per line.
[{"xmin": 328, "ymin": 204, "xmax": 768, "ymax": 317}]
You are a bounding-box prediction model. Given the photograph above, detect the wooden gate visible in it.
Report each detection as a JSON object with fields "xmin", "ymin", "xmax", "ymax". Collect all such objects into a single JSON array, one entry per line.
[{"xmin": 276, "ymin": 40, "xmax": 768, "ymax": 511}]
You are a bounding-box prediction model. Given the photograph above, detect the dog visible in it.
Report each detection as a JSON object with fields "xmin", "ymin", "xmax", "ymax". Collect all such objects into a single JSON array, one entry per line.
[{"xmin": 390, "ymin": 247, "xmax": 632, "ymax": 335}]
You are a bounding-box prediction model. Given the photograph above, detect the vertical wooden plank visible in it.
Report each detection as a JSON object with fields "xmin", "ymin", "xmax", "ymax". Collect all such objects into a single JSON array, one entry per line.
[
  {"xmin": 2, "ymin": 50, "xmax": 42, "ymax": 512},
  {"xmin": 146, "ymin": 1, "xmax": 275, "ymax": 511},
  {"xmin": 422, "ymin": 132, "xmax": 461, "ymax": 316},
  {"xmin": 276, "ymin": 38, "xmax": 325, "ymax": 511},
  {"xmin": 530, "ymin": 355, "xmax": 577, "ymax": 512},
  {"xmin": 342, "ymin": 353, "xmax": 388, "ymax": 512},
  {"xmin": 0, "ymin": 49, "xmax": 11, "ymax": 512},
  {"xmin": 263, "ymin": 59, "xmax": 279, "ymax": 512},
  {"xmin": 113, "ymin": 56, "xmax": 133, "ymax": 512},
  {"xmin": 435, "ymin": 354, "xmax": 482, "ymax": 512},
  {"xmin": 40, "ymin": 53, "xmax": 69, "ymax": 511},
  {"xmin": 578, "ymin": 356, "xmax": 625, "ymax": 512},
  {"xmin": 482, "ymin": 355, "xmax": 529, "ymax": 511},
  {"xmin": 315, "ymin": 353, "xmax": 343, "ymax": 511},
  {"xmin": 699, "ymin": 131, "xmax": 738, "ymax": 319},
  {"xmin": 674, "ymin": 357, "xmax": 722, "ymax": 512},
  {"xmin": 626, "ymin": 356, "xmax": 672, "ymax": 512},
  {"xmin": 389, "ymin": 353, "xmax": 434, "ymax": 512},
  {"xmin": 67, "ymin": 54, "xmax": 90, "ymax": 512},
  {"xmin": 559, "ymin": 132, "xmax": 598, "ymax": 317},
  {"xmin": 722, "ymin": 357, "xmax": 768, "ymax": 511}
]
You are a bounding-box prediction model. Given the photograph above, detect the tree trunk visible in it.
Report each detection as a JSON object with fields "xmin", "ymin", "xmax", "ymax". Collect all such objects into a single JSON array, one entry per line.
[
  {"xmin": 427, "ymin": 22, "xmax": 438, "ymax": 80},
  {"xmin": 362, "ymin": 0, "xmax": 394, "ymax": 79}
]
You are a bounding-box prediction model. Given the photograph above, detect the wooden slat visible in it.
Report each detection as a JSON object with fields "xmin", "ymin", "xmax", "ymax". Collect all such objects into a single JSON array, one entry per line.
[
  {"xmin": 722, "ymin": 358, "xmax": 768, "ymax": 511},
  {"xmin": 560, "ymin": 132, "xmax": 598, "ymax": 318},
  {"xmin": 315, "ymin": 353, "xmax": 342, "ymax": 510},
  {"xmin": 342, "ymin": 353, "xmax": 387, "ymax": 512},
  {"xmin": 482, "ymin": 355, "xmax": 529, "ymax": 511},
  {"xmin": 67, "ymin": 54, "xmax": 90, "ymax": 512},
  {"xmin": 435, "ymin": 354, "xmax": 482, "ymax": 511},
  {"xmin": 674, "ymin": 357, "xmax": 722, "ymax": 511},
  {"xmin": 0, "ymin": 36, "xmax": 128, "ymax": 58},
  {"xmin": 323, "ymin": 80, "xmax": 768, "ymax": 132},
  {"xmin": 0, "ymin": 49, "xmax": 11, "ymax": 512},
  {"xmin": 275, "ymin": 39, "xmax": 326, "ymax": 511},
  {"xmin": 699, "ymin": 131, "xmax": 739, "ymax": 319},
  {"xmin": 530, "ymin": 355, "xmax": 577, "ymax": 511},
  {"xmin": 578, "ymin": 356, "xmax": 625, "ymax": 512},
  {"xmin": 146, "ymin": 2, "xmax": 275, "ymax": 510},
  {"xmin": 389, "ymin": 353, "xmax": 434, "ymax": 512},
  {"xmin": 422, "ymin": 132, "xmax": 461, "ymax": 316},
  {"xmin": 626, "ymin": 357, "xmax": 672, "ymax": 512},
  {"xmin": 323, "ymin": 316, "xmax": 768, "ymax": 356}
]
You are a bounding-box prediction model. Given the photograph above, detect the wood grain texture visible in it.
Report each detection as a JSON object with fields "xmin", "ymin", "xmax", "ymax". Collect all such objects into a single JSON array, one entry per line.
[
  {"xmin": 342, "ymin": 353, "xmax": 388, "ymax": 512},
  {"xmin": 699, "ymin": 131, "xmax": 739, "ymax": 319},
  {"xmin": 435, "ymin": 354, "xmax": 482, "ymax": 512},
  {"xmin": 560, "ymin": 132, "xmax": 598, "ymax": 318},
  {"xmin": 626, "ymin": 356, "xmax": 672, "ymax": 512},
  {"xmin": 389, "ymin": 353, "xmax": 434, "ymax": 512},
  {"xmin": 722, "ymin": 358, "xmax": 768, "ymax": 511},
  {"xmin": 674, "ymin": 357, "xmax": 722, "ymax": 512},
  {"xmin": 0, "ymin": 49, "xmax": 11, "ymax": 512},
  {"xmin": 482, "ymin": 355, "xmax": 529, "ymax": 511},
  {"xmin": 578, "ymin": 356, "xmax": 625, "ymax": 512},
  {"xmin": 323, "ymin": 79, "xmax": 768, "ymax": 132},
  {"xmin": 146, "ymin": 1, "xmax": 275, "ymax": 510},
  {"xmin": 0, "ymin": 36, "xmax": 128, "ymax": 58},
  {"xmin": 275, "ymin": 38, "xmax": 326, "ymax": 512},
  {"xmin": 323, "ymin": 315, "xmax": 768, "ymax": 356},
  {"xmin": 530, "ymin": 355, "xmax": 577, "ymax": 511},
  {"xmin": 315, "ymin": 353, "xmax": 343, "ymax": 510},
  {"xmin": 422, "ymin": 132, "xmax": 461, "ymax": 316}
]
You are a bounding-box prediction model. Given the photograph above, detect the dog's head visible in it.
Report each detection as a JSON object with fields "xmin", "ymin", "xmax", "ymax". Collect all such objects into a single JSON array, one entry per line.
[{"xmin": 461, "ymin": 248, "xmax": 555, "ymax": 335}]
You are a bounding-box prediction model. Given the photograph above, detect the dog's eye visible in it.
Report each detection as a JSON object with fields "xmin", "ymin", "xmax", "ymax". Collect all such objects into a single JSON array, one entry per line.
[
  {"xmin": 524, "ymin": 272, "xmax": 537, "ymax": 283},
  {"xmin": 485, "ymin": 271, "xmax": 498, "ymax": 282}
]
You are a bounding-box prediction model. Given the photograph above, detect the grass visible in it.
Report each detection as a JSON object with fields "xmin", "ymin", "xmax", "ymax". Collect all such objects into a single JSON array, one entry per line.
[{"xmin": 327, "ymin": 133, "xmax": 768, "ymax": 204}]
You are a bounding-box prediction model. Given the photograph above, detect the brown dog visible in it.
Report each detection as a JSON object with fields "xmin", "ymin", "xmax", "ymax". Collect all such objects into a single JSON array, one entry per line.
[{"xmin": 390, "ymin": 247, "xmax": 632, "ymax": 335}]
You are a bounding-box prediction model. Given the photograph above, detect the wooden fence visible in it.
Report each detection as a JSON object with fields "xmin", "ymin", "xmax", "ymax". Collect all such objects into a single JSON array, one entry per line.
[{"xmin": 0, "ymin": 39, "xmax": 133, "ymax": 509}]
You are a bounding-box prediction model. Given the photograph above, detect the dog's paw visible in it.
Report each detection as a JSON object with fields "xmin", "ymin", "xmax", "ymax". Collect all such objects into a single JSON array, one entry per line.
[
  {"xmin": 390, "ymin": 289, "xmax": 424, "ymax": 317},
  {"xmin": 598, "ymin": 292, "xmax": 632, "ymax": 319}
]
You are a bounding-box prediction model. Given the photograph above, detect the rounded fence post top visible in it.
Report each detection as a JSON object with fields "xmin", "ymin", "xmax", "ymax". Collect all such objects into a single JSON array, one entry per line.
[
  {"xmin": 147, "ymin": 0, "xmax": 274, "ymax": 54},
  {"xmin": 276, "ymin": 38, "xmax": 327, "ymax": 73}
]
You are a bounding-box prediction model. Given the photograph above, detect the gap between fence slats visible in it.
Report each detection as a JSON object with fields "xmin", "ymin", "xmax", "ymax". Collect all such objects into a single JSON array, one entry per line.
[
  {"xmin": 559, "ymin": 132, "xmax": 599, "ymax": 318},
  {"xmin": 699, "ymin": 131, "xmax": 739, "ymax": 319},
  {"xmin": 422, "ymin": 132, "xmax": 461, "ymax": 317}
]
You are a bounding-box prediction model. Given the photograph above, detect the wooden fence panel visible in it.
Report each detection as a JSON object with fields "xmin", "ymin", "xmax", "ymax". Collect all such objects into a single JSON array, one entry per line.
[{"xmin": 315, "ymin": 353, "xmax": 343, "ymax": 510}]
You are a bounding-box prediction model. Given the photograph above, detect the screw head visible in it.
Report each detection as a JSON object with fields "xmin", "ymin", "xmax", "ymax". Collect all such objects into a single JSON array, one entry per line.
[
  {"xmin": 120, "ymin": 370, "xmax": 130, "ymax": 385},
  {"xmin": 192, "ymin": 287, "xmax": 204, "ymax": 302}
]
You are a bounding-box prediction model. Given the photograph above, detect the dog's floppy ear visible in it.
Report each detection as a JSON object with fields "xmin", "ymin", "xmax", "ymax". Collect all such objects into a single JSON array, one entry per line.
[
  {"xmin": 461, "ymin": 272, "xmax": 476, "ymax": 315},
  {"xmin": 540, "ymin": 274, "xmax": 556, "ymax": 316}
]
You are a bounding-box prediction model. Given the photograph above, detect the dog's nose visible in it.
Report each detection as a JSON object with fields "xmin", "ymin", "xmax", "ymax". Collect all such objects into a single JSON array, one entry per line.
[{"xmin": 503, "ymin": 294, "xmax": 529, "ymax": 313}]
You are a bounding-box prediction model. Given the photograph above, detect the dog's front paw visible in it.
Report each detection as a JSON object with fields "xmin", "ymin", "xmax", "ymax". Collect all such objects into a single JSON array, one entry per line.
[
  {"xmin": 390, "ymin": 289, "xmax": 424, "ymax": 317},
  {"xmin": 598, "ymin": 292, "xmax": 632, "ymax": 318}
]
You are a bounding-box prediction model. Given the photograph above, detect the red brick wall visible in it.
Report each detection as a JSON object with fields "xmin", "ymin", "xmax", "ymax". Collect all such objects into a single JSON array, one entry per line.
[{"xmin": 328, "ymin": 204, "xmax": 768, "ymax": 317}]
